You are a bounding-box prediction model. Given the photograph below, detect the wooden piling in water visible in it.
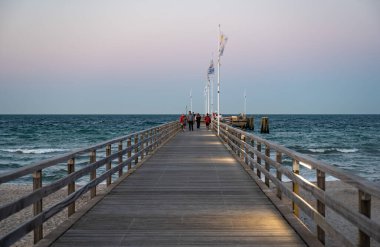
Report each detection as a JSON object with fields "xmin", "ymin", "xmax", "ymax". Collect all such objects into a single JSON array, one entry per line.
[
  {"xmin": 260, "ymin": 117, "xmax": 269, "ymax": 133},
  {"xmin": 247, "ymin": 117, "xmax": 254, "ymax": 130}
]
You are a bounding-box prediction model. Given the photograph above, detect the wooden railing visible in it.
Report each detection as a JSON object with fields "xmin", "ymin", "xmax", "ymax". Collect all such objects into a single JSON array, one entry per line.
[
  {"xmin": 213, "ymin": 121, "xmax": 380, "ymax": 247},
  {"xmin": 0, "ymin": 121, "xmax": 180, "ymax": 247}
]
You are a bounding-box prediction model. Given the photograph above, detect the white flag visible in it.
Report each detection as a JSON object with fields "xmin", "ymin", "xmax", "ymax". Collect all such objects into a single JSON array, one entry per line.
[{"xmin": 219, "ymin": 32, "xmax": 228, "ymax": 57}]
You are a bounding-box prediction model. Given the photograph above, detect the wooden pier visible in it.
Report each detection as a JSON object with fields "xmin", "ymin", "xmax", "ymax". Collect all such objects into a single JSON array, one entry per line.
[
  {"xmin": 1, "ymin": 121, "xmax": 380, "ymax": 246},
  {"xmin": 49, "ymin": 129, "xmax": 305, "ymax": 246}
]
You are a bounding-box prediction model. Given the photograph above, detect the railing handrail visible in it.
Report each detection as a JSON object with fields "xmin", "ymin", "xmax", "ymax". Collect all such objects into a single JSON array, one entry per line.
[
  {"xmin": 0, "ymin": 121, "xmax": 175, "ymax": 184},
  {"xmin": 0, "ymin": 121, "xmax": 181, "ymax": 247},
  {"xmin": 217, "ymin": 121, "xmax": 380, "ymax": 198},
  {"xmin": 213, "ymin": 120, "xmax": 380, "ymax": 246}
]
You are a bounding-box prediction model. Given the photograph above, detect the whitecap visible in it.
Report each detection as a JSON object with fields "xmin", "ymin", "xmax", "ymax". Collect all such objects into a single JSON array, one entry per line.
[
  {"xmin": 1, "ymin": 148, "xmax": 67, "ymax": 154},
  {"xmin": 336, "ymin": 148, "xmax": 359, "ymax": 153},
  {"xmin": 308, "ymin": 148, "xmax": 330, "ymax": 153}
]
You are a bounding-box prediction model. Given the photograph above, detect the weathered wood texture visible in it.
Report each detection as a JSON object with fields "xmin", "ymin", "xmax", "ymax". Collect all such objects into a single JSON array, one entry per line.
[{"xmin": 51, "ymin": 129, "xmax": 306, "ymax": 247}]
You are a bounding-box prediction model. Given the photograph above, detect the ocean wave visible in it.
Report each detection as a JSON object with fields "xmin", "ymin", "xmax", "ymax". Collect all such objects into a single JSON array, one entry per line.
[
  {"xmin": 1, "ymin": 148, "xmax": 67, "ymax": 154},
  {"xmin": 307, "ymin": 148, "xmax": 358, "ymax": 154},
  {"xmin": 336, "ymin": 148, "xmax": 359, "ymax": 153}
]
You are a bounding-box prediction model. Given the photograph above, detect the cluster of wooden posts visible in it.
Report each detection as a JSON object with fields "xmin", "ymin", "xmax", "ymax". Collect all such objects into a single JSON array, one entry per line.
[
  {"xmin": 0, "ymin": 122, "xmax": 180, "ymax": 247},
  {"xmin": 213, "ymin": 121, "xmax": 380, "ymax": 247}
]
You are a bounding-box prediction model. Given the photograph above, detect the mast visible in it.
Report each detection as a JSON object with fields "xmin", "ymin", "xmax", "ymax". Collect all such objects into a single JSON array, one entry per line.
[
  {"xmin": 244, "ymin": 89, "xmax": 247, "ymax": 116},
  {"xmin": 217, "ymin": 24, "xmax": 221, "ymax": 136},
  {"xmin": 190, "ymin": 89, "xmax": 192, "ymax": 112}
]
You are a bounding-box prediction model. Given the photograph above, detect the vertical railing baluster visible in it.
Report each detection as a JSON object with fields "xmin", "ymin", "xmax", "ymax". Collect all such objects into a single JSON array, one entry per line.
[
  {"xmin": 134, "ymin": 134, "xmax": 139, "ymax": 165},
  {"xmin": 257, "ymin": 142, "xmax": 262, "ymax": 179},
  {"xmin": 359, "ymin": 190, "xmax": 371, "ymax": 247},
  {"xmin": 236, "ymin": 133, "xmax": 243, "ymax": 158},
  {"xmin": 152, "ymin": 128, "xmax": 156, "ymax": 150},
  {"xmin": 242, "ymin": 135, "xmax": 247, "ymax": 164},
  {"xmin": 317, "ymin": 169, "xmax": 326, "ymax": 245},
  {"xmin": 118, "ymin": 141, "xmax": 123, "ymax": 177},
  {"xmin": 68, "ymin": 158, "xmax": 75, "ymax": 216},
  {"xmin": 33, "ymin": 170, "xmax": 43, "ymax": 244},
  {"xmin": 127, "ymin": 138, "xmax": 132, "ymax": 170},
  {"xmin": 148, "ymin": 130, "xmax": 152, "ymax": 153},
  {"xmin": 265, "ymin": 145, "xmax": 270, "ymax": 187},
  {"xmin": 276, "ymin": 152, "xmax": 282, "ymax": 199},
  {"xmin": 145, "ymin": 132, "xmax": 149, "ymax": 156},
  {"xmin": 141, "ymin": 133, "xmax": 145, "ymax": 160},
  {"xmin": 292, "ymin": 159, "xmax": 300, "ymax": 217},
  {"xmin": 106, "ymin": 145, "xmax": 111, "ymax": 186},
  {"xmin": 90, "ymin": 150, "xmax": 96, "ymax": 198},
  {"xmin": 249, "ymin": 137, "xmax": 254, "ymax": 171}
]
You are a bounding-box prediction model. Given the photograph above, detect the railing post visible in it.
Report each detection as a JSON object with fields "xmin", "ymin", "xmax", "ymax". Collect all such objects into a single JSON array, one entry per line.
[
  {"xmin": 292, "ymin": 159, "xmax": 300, "ymax": 217},
  {"xmin": 156, "ymin": 127, "xmax": 160, "ymax": 147},
  {"xmin": 118, "ymin": 141, "xmax": 123, "ymax": 177},
  {"xmin": 141, "ymin": 133, "xmax": 145, "ymax": 160},
  {"xmin": 90, "ymin": 150, "xmax": 96, "ymax": 198},
  {"xmin": 156, "ymin": 127, "xmax": 160, "ymax": 146},
  {"xmin": 127, "ymin": 138, "xmax": 132, "ymax": 170},
  {"xmin": 358, "ymin": 190, "xmax": 371, "ymax": 247},
  {"xmin": 250, "ymin": 138, "xmax": 255, "ymax": 170},
  {"xmin": 276, "ymin": 152, "xmax": 282, "ymax": 199},
  {"xmin": 33, "ymin": 170, "xmax": 43, "ymax": 244},
  {"xmin": 106, "ymin": 145, "xmax": 112, "ymax": 186},
  {"xmin": 145, "ymin": 132, "xmax": 149, "ymax": 156},
  {"xmin": 237, "ymin": 132, "xmax": 242, "ymax": 157},
  {"xmin": 316, "ymin": 169, "xmax": 326, "ymax": 245},
  {"xmin": 152, "ymin": 129, "xmax": 156, "ymax": 150},
  {"xmin": 134, "ymin": 134, "xmax": 139, "ymax": 165},
  {"xmin": 257, "ymin": 142, "xmax": 262, "ymax": 178},
  {"xmin": 265, "ymin": 145, "xmax": 270, "ymax": 187},
  {"xmin": 242, "ymin": 135, "xmax": 247, "ymax": 164},
  {"xmin": 149, "ymin": 130, "xmax": 152, "ymax": 153},
  {"xmin": 67, "ymin": 158, "xmax": 75, "ymax": 217}
]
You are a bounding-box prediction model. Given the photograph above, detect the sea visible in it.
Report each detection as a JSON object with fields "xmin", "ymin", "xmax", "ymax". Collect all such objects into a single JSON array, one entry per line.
[{"xmin": 0, "ymin": 114, "xmax": 379, "ymax": 184}]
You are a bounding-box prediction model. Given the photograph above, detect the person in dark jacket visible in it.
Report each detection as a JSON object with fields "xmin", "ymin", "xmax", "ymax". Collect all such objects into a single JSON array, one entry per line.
[
  {"xmin": 187, "ymin": 111, "xmax": 194, "ymax": 131},
  {"xmin": 196, "ymin": 113, "xmax": 201, "ymax": 129}
]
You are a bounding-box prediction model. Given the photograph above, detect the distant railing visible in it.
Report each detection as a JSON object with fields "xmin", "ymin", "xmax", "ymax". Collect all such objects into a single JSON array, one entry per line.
[
  {"xmin": 0, "ymin": 121, "xmax": 180, "ymax": 247},
  {"xmin": 213, "ymin": 121, "xmax": 380, "ymax": 247}
]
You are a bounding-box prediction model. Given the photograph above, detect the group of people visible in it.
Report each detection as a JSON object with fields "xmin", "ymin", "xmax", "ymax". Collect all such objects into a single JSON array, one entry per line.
[{"xmin": 179, "ymin": 111, "xmax": 211, "ymax": 131}]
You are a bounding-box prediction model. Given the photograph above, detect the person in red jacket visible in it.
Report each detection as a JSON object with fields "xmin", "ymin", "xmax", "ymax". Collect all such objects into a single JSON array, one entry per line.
[
  {"xmin": 204, "ymin": 113, "xmax": 211, "ymax": 130},
  {"xmin": 179, "ymin": 114, "xmax": 186, "ymax": 131}
]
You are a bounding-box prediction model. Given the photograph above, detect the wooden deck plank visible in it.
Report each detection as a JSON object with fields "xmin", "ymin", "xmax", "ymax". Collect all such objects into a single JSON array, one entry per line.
[{"xmin": 52, "ymin": 129, "xmax": 306, "ymax": 246}]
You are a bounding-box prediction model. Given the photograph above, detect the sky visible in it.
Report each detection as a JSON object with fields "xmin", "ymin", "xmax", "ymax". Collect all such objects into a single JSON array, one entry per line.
[{"xmin": 0, "ymin": 0, "xmax": 379, "ymax": 114}]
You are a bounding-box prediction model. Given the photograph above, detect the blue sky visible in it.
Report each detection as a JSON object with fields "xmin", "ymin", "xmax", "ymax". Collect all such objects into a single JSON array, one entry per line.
[{"xmin": 0, "ymin": 0, "xmax": 379, "ymax": 114}]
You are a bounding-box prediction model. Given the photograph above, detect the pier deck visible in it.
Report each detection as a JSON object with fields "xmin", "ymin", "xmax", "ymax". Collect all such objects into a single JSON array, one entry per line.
[{"xmin": 51, "ymin": 129, "xmax": 305, "ymax": 246}]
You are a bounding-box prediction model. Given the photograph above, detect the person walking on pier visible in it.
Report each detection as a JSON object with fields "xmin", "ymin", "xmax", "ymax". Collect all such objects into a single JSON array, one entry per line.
[
  {"xmin": 187, "ymin": 111, "xmax": 194, "ymax": 131},
  {"xmin": 179, "ymin": 114, "xmax": 186, "ymax": 131},
  {"xmin": 196, "ymin": 113, "xmax": 201, "ymax": 129},
  {"xmin": 204, "ymin": 113, "xmax": 211, "ymax": 130}
]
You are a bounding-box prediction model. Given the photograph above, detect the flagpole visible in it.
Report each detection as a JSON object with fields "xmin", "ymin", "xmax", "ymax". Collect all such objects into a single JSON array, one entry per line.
[
  {"xmin": 244, "ymin": 89, "xmax": 247, "ymax": 116},
  {"xmin": 204, "ymin": 86, "xmax": 207, "ymax": 115},
  {"xmin": 207, "ymin": 80, "xmax": 210, "ymax": 114},
  {"xmin": 190, "ymin": 89, "xmax": 192, "ymax": 113},
  {"xmin": 211, "ymin": 76, "xmax": 214, "ymax": 115},
  {"xmin": 217, "ymin": 25, "xmax": 221, "ymax": 136}
]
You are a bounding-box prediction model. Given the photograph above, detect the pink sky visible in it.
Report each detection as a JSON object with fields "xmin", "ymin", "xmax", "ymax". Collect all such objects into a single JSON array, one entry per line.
[{"xmin": 1, "ymin": 0, "xmax": 380, "ymax": 113}]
